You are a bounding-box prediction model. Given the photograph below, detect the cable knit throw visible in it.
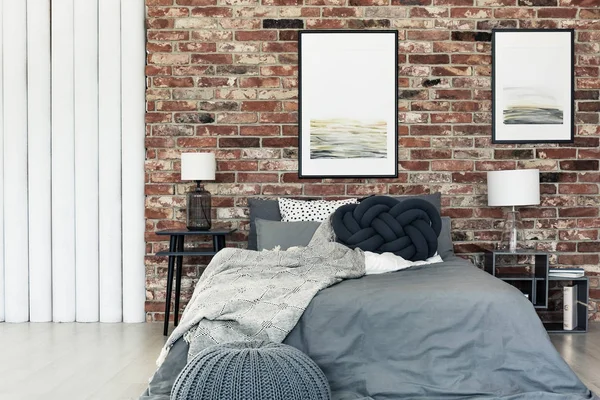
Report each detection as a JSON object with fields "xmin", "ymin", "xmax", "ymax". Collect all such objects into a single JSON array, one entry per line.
[
  {"xmin": 332, "ymin": 196, "xmax": 442, "ymax": 261},
  {"xmin": 171, "ymin": 341, "xmax": 331, "ymax": 400}
]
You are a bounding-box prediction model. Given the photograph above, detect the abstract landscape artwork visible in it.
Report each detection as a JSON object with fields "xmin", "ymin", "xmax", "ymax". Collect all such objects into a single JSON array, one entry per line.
[
  {"xmin": 492, "ymin": 29, "xmax": 574, "ymax": 144},
  {"xmin": 502, "ymin": 87, "xmax": 563, "ymax": 125},
  {"xmin": 299, "ymin": 31, "xmax": 398, "ymax": 178},
  {"xmin": 309, "ymin": 119, "xmax": 387, "ymax": 159}
]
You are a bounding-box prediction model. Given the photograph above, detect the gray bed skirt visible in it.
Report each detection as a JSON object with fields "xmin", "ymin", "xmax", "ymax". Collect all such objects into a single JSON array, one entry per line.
[{"xmin": 141, "ymin": 257, "xmax": 598, "ymax": 400}]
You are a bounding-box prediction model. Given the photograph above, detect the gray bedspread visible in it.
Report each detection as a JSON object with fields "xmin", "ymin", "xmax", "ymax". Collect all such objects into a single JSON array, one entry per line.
[{"xmin": 141, "ymin": 256, "xmax": 597, "ymax": 400}]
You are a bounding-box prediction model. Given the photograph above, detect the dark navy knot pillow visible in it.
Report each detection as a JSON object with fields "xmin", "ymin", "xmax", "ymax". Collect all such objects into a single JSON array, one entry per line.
[{"xmin": 331, "ymin": 195, "xmax": 442, "ymax": 261}]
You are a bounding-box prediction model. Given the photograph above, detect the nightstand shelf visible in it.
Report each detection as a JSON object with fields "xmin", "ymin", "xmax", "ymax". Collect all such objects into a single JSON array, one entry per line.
[
  {"xmin": 484, "ymin": 250, "xmax": 548, "ymax": 309},
  {"xmin": 484, "ymin": 251, "xmax": 588, "ymax": 333},
  {"xmin": 546, "ymin": 276, "xmax": 588, "ymax": 333}
]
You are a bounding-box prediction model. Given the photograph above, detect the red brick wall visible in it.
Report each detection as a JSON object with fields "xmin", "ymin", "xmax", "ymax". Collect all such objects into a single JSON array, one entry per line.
[{"xmin": 144, "ymin": 0, "xmax": 600, "ymax": 322}]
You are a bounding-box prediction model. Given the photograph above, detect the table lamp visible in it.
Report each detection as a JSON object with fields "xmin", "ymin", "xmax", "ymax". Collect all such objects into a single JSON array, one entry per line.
[
  {"xmin": 487, "ymin": 169, "xmax": 540, "ymax": 252},
  {"xmin": 181, "ymin": 152, "xmax": 216, "ymax": 230}
]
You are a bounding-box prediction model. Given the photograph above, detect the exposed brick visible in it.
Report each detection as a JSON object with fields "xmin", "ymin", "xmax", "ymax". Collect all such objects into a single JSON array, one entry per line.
[
  {"xmin": 219, "ymin": 137, "xmax": 260, "ymax": 148},
  {"xmin": 560, "ymin": 160, "xmax": 599, "ymax": 171},
  {"xmin": 451, "ymin": 54, "xmax": 491, "ymax": 65},
  {"xmin": 538, "ymin": 7, "xmax": 578, "ymax": 18},
  {"xmin": 495, "ymin": 7, "xmax": 536, "ymax": 18},
  {"xmin": 177, "ymin": 137, "xmax": 218, "ymax": 147},
  {"xmin": 145, "ymin": 0, "xmax": 600, "ymax": 317},
  {"xmin": 191, "ymin": 54, "xmax": 233, "ymax": 64},
  {"xmin": 176, "ymin": 0, "xmax": 217, "ymax": 4},
  {"xmin": 410, "ymin": 125, "xmax": 452, "ymax": 135},
  {"xmin": 431, "ymin": 66, "xmax": 472, "ymax": 76},
  {"xmin": 153, "ymin": 77, "xmax": 195, "ymax": 88},
  {"xmin": 451, "ymin": 31, "xmax": 492, "ymax": 42},
  {"xmin": 558, "ymin": 254, "xmax": 599, "ymax": 266},
  {"xmin": 394, "ymin": 0, "xmax": 431, "ymax": 4},
  {"xmin": 578, "ymin": 242, "xmax": 600, "ymax": 253},
  {"xmin": 348, "ymin": 19, "xmax": 391, "ymax": 28},
  {"xmin": 191, "ymin": 6, "xmax": 233, "ymax": 16},
  {"xmin": 409, "ymin": 54, "xmax": 450, "ymax": 64},
  {"xmin": 262, "ymin": 19, "xmax": 304, "ymax": 29},
  {"xmin": 494, "ymin": 149, "xmax": 534, "ymax": 160},
  {"xmin": 432, "ymin": 160, "xmax": 474, "ymax": 171},
  {"xmin": 433, "ymin": 89, "xmax": 472, "ymax": 100},
  {"xmin": 477, "ymin": 19, "xmax": 517, "ymax": 30},
  {"xmin": 450, "ymin": 8, "xmax": 492, "ymax": 18},
  {"xmin": 559, "ymin": 208, "xmax": 599, "ymax": 218},
  {"xmin": 240, "ymin": 77, "xmax": 280, "ymax": 88}
]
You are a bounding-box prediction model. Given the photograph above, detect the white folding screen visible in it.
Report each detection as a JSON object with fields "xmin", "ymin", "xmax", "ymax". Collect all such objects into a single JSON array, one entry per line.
[
  {"xmin": 0, "ymin": 0, "xmax": 146, "ymax": 323},
  {"xmin": 51, "ymin": 0, "xmax": 77, "ymax": 323},
  {"xmin": 99, "ymin": 0, "xmax": 124, "ymax": 323},
  {"xmin": 3, "ymin": 1, "xmax": 29, "ymax": 323},
  {"xmin": 0, "ymin": 0, "xmax": 4, "ymax": 322},
  {"xmin": 27, "ymin": 0, "xmax": 52, "ymax": 322},
  {"xmin": 121, "ymin": 0, "xmax": 147, "ymax": 323},
  {"xmin": 74, "ymin": 0, "xmax": 100, "ymax": 323}
]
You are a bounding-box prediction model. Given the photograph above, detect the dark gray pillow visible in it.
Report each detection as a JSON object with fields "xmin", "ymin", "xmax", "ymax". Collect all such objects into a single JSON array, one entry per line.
[
  {"xmin": 256, "ymin": 219, "xmax": 320, "ymax": 251},
  {"xmin": 437, "ymin": 217, "xmax": 454, "ymax": 260},
  {"xmin": 248, "ymin": 199, "xmax": 281, "ymax": 250}
]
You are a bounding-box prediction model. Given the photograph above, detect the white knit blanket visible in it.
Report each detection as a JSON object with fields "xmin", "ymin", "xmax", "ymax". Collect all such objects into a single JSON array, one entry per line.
[{"xmin": 158, "ymin": 218, "xmax": 365, "ymax": 365}]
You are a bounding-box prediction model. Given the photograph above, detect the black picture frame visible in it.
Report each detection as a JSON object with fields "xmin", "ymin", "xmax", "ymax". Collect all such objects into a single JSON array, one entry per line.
[
  {"xmin": 492, "ymin": 29, "xmax": 575, "ymax": 144},
  {"xmin": 298, "ymin": 30, "xmax": 399, "ymax": 179}
]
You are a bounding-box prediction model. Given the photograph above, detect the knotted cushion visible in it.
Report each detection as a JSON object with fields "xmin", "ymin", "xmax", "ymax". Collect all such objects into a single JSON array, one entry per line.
[
  {"xmin": 171, "ymin": 341, "xmax": 331, "ymax": 400},
  {"xmin": 332, "ymin": 196, "xmax": 442, "ymax": 261}
]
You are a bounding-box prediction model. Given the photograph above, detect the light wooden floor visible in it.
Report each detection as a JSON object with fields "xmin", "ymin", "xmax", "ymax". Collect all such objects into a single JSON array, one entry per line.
[
  {"xmin": 0, "ymin": 322, "xmax": 598, "ymax": 399},
  {"xmin": 0, "ymin": 322, "xmax": 165, "ymax": 400},
  {"xmin": 550, "ymin": 323, "xmax": 600, "ymax": 394}
]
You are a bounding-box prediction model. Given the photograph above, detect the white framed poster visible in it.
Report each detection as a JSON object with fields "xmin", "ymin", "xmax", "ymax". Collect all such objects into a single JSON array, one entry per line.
[
  {"xmin": 492, "ymin": 29, "xmax": 574, "ymax": 144},
  {"xmin": 298, "ymin": 30, "xmax": 398, "ymax": 178}
]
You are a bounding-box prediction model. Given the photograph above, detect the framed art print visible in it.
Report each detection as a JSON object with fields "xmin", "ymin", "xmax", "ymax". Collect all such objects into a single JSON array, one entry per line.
[
  {"xmin": 492, "ymin": 29, "xmax": 574, "ymax": 144},
  {"xmin": 298, "ymin": 30, "xmax": 398, "ymax": 178}
]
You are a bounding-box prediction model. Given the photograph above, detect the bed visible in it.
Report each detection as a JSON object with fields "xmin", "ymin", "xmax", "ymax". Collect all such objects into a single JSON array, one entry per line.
[
  {"xmin": 141, "ymin": 255, "xmax": 597, "ymax": 399},
  {"xmin": 141, "ymin": 196, "xmax": 597, "ymax": 399}
]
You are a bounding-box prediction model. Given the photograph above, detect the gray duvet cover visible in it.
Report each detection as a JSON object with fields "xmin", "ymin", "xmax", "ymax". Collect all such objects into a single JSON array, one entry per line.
[{"xmin": 141, "ymin": 257, "xmax": 597, "ymax": 400}]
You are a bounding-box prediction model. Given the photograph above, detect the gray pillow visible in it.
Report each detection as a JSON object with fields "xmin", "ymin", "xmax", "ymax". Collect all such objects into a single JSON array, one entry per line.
[
  {"xmin": 437, "ymin": 217, "xmax": 454, "ymax": 260},
  {"xmin": 248, "ymin": 199, "xmax": 281, "ymax": 250},
  {"xmin": 256, "ymin": 218, "xmax": 321, "ymax": 251}
]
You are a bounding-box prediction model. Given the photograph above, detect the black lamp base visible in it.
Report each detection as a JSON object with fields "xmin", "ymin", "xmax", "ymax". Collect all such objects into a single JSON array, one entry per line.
[{"xmin": 186, "ymin": 181, "xmax": 212, "ymax": 231}]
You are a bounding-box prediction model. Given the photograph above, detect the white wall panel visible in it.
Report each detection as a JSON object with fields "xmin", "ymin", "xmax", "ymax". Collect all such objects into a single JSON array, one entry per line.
[
  {"xmin": 74, "ymin": 0, "xmax": 100, "ymax": 322},
  {"xmin": 0, "ymin": 0, "xmax": 5, "ymax": 322},
  {"xmin": 51, "ymin": 0, "xmax": 76, "ymax": 322},
  {"xmin": 121, "ymin": 0, "xmax": 147, "ymax": 323},
  {"xmin": 0, "ymin": 0, "xmax": 146, "ymax": 323},
  {"xmin": 27, "ymin": 0, "xmax": 53, "ymax": 323},
  {"xmin": 99, "ymin": 0, "xmax": 124, "ymax": 323},
  {"xmin": 2, "ymin": 0, "xmax": 30, "ymax": 323}
]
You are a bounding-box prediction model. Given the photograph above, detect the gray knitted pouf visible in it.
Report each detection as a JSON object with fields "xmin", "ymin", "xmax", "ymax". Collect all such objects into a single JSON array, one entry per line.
[{"xmin": 171, "ymin": 341, "xmax": 331, "ymax": 400}]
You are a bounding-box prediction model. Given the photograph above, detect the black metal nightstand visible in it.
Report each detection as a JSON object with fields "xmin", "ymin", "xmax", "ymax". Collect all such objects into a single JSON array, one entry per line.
[
  {"xmin": 156, "ymin": 229, "xmax": 237, "ymax": 336},
  {"xmin": 484, "ymin": 250, "xmax": 588, "ymax": 333}
]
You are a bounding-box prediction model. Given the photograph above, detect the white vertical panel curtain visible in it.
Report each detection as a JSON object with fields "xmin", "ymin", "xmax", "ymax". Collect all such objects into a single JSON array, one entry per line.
[{"xmin": 0, "ymin": 0, "xmax": 146, "ymax": 323}]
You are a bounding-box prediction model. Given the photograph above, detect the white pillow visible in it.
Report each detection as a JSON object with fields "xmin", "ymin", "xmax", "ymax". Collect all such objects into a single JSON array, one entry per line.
[{"xmin": 278, "ymin": 198, "xmax": 358, "ymax": 222}]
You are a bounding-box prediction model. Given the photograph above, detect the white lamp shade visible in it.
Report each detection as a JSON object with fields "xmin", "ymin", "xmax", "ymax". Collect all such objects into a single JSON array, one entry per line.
[
  {"xmin": 487, "ymin": 169, "xmax": 540, "ymax": 207},
  {"xmin": 181, "ymin": 152, "xmax": 216, "ymax": 181}
]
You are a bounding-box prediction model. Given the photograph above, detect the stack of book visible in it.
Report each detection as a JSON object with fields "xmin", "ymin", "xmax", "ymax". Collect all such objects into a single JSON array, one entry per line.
[{"xmin": 549, "ymin": 268, "xmax": 585, "ymax": 278}]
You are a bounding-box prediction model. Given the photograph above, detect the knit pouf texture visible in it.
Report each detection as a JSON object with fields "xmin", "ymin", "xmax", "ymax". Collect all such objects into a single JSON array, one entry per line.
[{"xmin": 171, "ymin": 341, "xmax": 331, "ymax": 400}]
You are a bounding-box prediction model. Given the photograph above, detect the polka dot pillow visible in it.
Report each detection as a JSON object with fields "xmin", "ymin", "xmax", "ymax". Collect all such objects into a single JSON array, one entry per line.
[{"xmin": 278, "ymin": 198, "xmax": 359, "ymax": 222}]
